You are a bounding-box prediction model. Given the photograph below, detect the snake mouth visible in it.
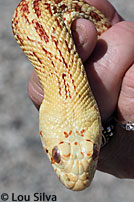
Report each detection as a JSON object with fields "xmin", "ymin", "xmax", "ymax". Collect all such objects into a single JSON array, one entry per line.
[{"xmin": 58, "ymin": 171, "xmax": 92, "ymax": 191}]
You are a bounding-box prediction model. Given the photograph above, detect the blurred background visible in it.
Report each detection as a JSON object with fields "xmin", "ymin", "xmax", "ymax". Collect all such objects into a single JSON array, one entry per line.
[{"xmin": 0, "ymin": 0, "xmax": 134, "ymax": 201}]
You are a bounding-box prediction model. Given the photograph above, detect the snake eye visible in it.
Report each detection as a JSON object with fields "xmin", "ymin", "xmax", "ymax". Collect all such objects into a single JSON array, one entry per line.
[{"xmin": 52, "ymin": 146, "xmax": 61, "ymax": 163}]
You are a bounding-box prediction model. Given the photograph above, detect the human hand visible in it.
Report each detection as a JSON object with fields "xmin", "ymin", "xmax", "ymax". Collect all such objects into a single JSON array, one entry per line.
[{"xmin": 28, "ymin": 0, "xmax": 134, "ymax": 178}]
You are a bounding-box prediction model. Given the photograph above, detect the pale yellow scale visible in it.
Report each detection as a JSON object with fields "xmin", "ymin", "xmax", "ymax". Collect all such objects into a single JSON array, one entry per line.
[{"xmin": 12, "ymin": 0, "xmax": 110, "ymax": 190}]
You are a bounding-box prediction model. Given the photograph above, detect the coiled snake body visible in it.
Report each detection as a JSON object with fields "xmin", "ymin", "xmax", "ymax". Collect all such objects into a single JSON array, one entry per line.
[{"xmin": 12, "ymin": 0, "xmax": 110, "ymax": 191}]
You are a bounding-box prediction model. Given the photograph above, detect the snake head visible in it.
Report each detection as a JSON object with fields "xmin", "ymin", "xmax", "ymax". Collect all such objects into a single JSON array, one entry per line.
[
  {"xmin": 44, "ymin": 138, "xmax": 100, "ymax": 191},
  {"xmin": 39, "ymin": 96, "xmax": 101, "ymax": 190}
]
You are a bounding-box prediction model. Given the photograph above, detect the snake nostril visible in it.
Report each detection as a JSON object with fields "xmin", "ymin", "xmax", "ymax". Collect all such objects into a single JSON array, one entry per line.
[{"xmin": 52, "ymin": 146, "xmax": 61, "ymax": 163}]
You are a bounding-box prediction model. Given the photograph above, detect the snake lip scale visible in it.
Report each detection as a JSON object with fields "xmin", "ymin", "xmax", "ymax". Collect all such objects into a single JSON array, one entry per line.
[{"xmin": 12, "ymin": 0, "xmax": 111, "ymax": 191}]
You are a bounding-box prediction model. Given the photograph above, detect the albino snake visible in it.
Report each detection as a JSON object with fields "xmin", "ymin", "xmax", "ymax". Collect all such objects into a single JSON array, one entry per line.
[{"xmin": 12, "ymin": 0, "xmax": 111, "ymax": 191}]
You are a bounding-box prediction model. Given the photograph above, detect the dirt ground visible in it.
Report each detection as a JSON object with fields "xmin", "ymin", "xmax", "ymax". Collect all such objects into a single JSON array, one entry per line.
[{"xmin": 0, "ymin": 0, "xmax": 134, "ymax": 202}]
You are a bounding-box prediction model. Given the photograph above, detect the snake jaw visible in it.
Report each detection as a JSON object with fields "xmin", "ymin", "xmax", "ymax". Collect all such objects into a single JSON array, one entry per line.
[{"xmin": 52, "ymin": 157, "xmax": 97, "ymax": 191}]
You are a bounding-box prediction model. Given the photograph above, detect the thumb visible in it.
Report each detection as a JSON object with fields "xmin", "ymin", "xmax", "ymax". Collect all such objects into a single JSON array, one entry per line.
[{"xmin": 72, "ymin": 19, "xmax": 97, "ymax": 62}]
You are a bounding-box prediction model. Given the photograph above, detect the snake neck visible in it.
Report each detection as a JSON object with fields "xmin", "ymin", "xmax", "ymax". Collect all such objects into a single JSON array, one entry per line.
[{"xmin": 12, "ymin": 0, "xmax": 110, "ymax": 105}]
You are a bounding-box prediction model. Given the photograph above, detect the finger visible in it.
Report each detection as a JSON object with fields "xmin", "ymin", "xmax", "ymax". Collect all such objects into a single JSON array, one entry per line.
[
  {"xmin": 86, "ymin": 21, "xmax": 134, "ymax": 122},
  {"xmin": 27, "ymin": 70, "xmax": 43, "ymax": 110},
  {"xmin": 85, "ymin": 0, "xmax": 123, "ymax": 23},
  {"xmin": 98, "ymin": 123, "xmax": 134, "ymax": 178},
  {"xmin": 72, "ymin": 0, "xmax": 123, "ymax": 63},
  {"xmin": 117, "ymin": 63, "xmax": 134, "ymax": 122},
  {"xmin": 72, "ymin": 19, "xmax": 97, "ymax": 62}
]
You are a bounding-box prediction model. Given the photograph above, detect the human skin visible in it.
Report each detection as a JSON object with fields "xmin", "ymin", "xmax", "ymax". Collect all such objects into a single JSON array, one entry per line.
[{"xmin": 27, "ymin": 0, "xmax": 134, "ymax": 178}]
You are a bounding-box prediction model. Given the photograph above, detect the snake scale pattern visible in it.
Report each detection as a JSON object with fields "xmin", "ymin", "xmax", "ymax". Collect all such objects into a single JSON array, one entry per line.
[{"xmin": 12, "ymin": 0, "xmax": 110, "ymax": 191}]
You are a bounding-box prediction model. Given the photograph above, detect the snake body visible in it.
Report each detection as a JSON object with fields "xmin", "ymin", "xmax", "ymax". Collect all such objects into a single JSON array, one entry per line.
[{"xmin": 12, "ymin": 0, "xmax": 110, "ymax": 191}]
